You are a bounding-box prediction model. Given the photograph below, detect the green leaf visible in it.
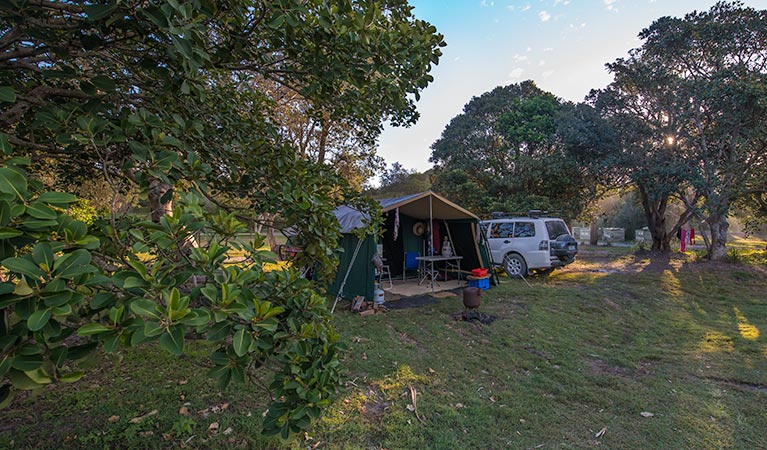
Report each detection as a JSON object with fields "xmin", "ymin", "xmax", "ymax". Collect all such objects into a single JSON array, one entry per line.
[
  {"xmin": 90, "ymin": 293, "xmax": 116, "ymax": 309},
  {"xmin": 0, "ymin": 134, "xmax": 11, "ymax": 156},
  {"xmin": 0, "ymin": 383, "xmax": 12, "ymax": 409},
  {"xmin": 0, "ymin": 86, "xmax": 16, "ymax": 103},
  {"xmin": 85, "ymin": 3, "xmax": 117, "ymax": 21},
  {"xmin": 32, "ymin": 242, "xmax": 55, "ymax": 271},
  {"xmin": 27, "ymin": 309, "xmax": 51, "ymax": 331},
  {"xmin": 103, "ymin": 334, "xmax": 120, "ymax": 353},
  {"xmin": 0, "ymin": 167, "xmax": 27, "ymax": 200},
  {"xmin": 159, "ymin": 325, "xmax": 184, "ymax": 355},
  {"xmin": 10, "ymin": 354, "xmax": 43, "ymax": 372},
  {"xmin": 232, "ymin": 328, "xmax": 251, "ymax": 357},
  {"xmin": 25, "ymin": 201, "xmax": 57, "ymax": 220},
  {"xmin": 42, "ymin": 291, "xmax": 73, "ymax": 307},
  {"xmin": 143, "ymin": 320, "xmax": 164, "ymax": 337},
  {"xmin": 53, "ymin": 249, "xmax": 94, "ymax": 279},
  {"xmin": 123, "ymin": 277, "xmax": 148, "ymax": 289},
  {"xmin": 2, "ymin": 257, "xmax": 45, "ymax": 279},
  {"xmin": 7, "ymin": 369, "xmax": 43, "ymax": 390},
  {"xmin": 0, "ymin": 227, "xmax": 22, "ymax": 239},
  {"xmin": 38, "ymin": 192, "xmax": 79, "ymax": 205},
  {"xmin": 77, "ymin": 323, "xmax": 113, "ymax": 336},
  {"xmin": 130, "ymin": 299, "xmax": 162, "ymax": 320},
  {"xmin": 60, "ymin": 371, "xmax": 84, "ymax": 383},
  {"xmin": 91, "ymin": 76, "xmax": 116, "ymax": 92}
]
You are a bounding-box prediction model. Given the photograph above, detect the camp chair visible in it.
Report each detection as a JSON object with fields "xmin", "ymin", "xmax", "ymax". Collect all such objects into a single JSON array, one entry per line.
[{"xmin": 373, "ymin": 253, "xmax": 392, "ymax": 289}]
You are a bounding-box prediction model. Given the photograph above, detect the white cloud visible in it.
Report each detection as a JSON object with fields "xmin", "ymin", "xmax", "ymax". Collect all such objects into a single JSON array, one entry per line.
[
  {"xmin": 539, "ymin": 60, "xmax": 546, "ymax": 66},
  {"xmin": 543, "ymin": 47, "xmax": 554, "ymax": 52},
  {"xmin": 521, "ymin": 4, "xmax": 531, "ymax": 12},
  {"xmin": 538, "ymin": 10, "xmax": 551, "ymax": 22},
  {"xmin": 513, "ymin": 54, "xmax": 528, "ymax": 62},
  {"xmin": 480, "ymin": 0, "xmax": 495, "ymax": 6},
  {"xmin": 542, "ymin": 70, "xmax": 555, "ymax": 79},
  {"xmin": 554, "ymin": 0, "xmax": 571, "ymax": 5},
  {"xmin": 604, "ymin": 0, "xmax": 618, "ymax": 11},
  {"xmin": 508, "ymin": 68, "xmax": 524, "ymax": 80}
]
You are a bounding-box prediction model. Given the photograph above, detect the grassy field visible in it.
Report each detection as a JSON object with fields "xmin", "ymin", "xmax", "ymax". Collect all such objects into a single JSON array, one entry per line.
[{"xmin": 1, "ymin": 246, "xmax": 766, "ymax": 449}]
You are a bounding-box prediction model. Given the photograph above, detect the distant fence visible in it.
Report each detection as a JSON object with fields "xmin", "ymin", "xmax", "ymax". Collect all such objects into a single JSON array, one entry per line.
[{"xmin": 571, "ymin": 227, "xmax": 626, "ymax": 243}]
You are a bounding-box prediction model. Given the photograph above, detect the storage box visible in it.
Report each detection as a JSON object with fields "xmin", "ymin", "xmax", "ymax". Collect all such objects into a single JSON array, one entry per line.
[
  {"xmin": 468, "ymin": 277, "xmax": 490, "ymax": 290},
  {"xmin": 471, "ymin": 268, "xmax": 488, "ymax": 277}
]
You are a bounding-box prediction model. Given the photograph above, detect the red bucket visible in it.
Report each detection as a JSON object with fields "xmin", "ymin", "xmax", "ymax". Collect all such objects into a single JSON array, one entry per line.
[{"xmin": 471, "ymin": 268, "xmax": 488, "ymax": 278}]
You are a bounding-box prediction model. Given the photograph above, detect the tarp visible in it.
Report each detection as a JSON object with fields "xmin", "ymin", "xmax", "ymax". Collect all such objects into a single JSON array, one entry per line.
[{"xmin": 334, "ymin": 205, "xmax": 370, "ymax": 234}]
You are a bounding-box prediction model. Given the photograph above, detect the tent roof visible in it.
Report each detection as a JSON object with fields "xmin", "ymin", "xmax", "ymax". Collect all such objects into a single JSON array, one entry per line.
[{"xmin": 379, "ymin": 190, "xmax": 479, "ymax": 221}]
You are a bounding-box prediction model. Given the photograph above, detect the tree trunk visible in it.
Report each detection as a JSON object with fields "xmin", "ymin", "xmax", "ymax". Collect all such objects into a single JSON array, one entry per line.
[
  {"xmin": 708, "ymin": 214, "xmax": 729, "ymax": 260},
  {"xmin": 589, "ymin": 219, "xmax": 598, "ymax": 246},
  {"xmin": 149, "ymin": 179, "xmax": 173, "ymax": 223},
  {"xmin": 638, "ymin": 184, "xmax": 671, "ymax": 252},
  {"xmin": 265, "ymin": 225, "xmax": 279, "ymax": 253}
]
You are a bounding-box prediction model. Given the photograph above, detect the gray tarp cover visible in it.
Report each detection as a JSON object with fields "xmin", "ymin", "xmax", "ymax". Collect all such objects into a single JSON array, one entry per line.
[{"xmin": 334, "ymin": 205, "xmax": 370, "ymax": 234}]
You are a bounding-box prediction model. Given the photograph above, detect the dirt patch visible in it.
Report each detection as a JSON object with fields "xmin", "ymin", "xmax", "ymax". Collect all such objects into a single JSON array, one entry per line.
[
  {"xmin": 451, "ymin": 310, "xmax": 498, "ymax": 325},
  {"xmin": 360, "ymin": 396, "xmax": 391, "ymax": 423},
  {"xmin": 691, "ymin": 375, "xmax": 767, "ymax": 394},
  {"xmin": 385, "ymin": 295, "xmax": 439, "ymax": 310},
  {"xmin": 584, "ymin": 357, "xmax": 653, "ymax": 378}
]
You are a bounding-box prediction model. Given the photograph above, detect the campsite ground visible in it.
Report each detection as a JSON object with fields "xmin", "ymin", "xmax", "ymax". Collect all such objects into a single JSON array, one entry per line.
[{"xmin": 1, "ymin": 243, "xmax": 766, "ymax": 449}]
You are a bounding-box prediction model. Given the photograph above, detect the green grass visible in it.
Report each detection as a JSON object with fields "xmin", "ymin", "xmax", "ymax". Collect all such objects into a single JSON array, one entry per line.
[{"xmin": 2, "ymin": 250, "xmax": 766, "ymax": 449}]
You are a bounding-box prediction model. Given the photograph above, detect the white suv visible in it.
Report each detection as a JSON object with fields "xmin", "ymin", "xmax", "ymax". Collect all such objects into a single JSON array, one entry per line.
[{"xmin": 480, "ymin": 212, "xmax": 578, "ymax": 277}]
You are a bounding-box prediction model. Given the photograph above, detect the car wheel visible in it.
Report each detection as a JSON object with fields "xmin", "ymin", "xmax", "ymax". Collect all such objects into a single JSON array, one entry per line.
[{"xmin": 503, "ymin": 253, "xmax": 527, "ymax": 278}]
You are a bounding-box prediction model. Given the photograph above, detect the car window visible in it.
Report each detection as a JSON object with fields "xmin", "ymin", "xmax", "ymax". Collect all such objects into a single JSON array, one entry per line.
[
  {"xmin": 490, "ymin": 222, "xmax": 514, "ymax": 239},
  {"xmin": 513, "ymin": 222, "xmax": 535, "ymax": 238},
  {"xmin": 545, "ymin": 220, "xmax": 570, "ymax": 239}
]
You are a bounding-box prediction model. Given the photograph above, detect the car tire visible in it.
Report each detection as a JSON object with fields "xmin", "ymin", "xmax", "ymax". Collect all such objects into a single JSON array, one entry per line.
[{"xmin": 503, "ymin": 253, "xmax": 527, "ymax": 278}]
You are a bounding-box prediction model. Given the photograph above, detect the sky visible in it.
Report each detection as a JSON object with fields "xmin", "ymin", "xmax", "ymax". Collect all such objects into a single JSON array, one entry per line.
[{"xmin": 376, "ymin": 0, "xmax": 767, "ymax": 177}]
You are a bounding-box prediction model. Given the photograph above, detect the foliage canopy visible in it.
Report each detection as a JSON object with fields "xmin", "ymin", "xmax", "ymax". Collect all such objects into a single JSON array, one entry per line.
[{"xmin": 0, "ymin": 0, "xmax": 444, "ymax": 437}]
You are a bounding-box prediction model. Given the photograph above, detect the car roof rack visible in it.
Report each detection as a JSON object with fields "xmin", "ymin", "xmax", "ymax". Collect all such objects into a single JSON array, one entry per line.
[{"xmin": 489, "ymin": 210, "xmax": 551, "ymax": 219}]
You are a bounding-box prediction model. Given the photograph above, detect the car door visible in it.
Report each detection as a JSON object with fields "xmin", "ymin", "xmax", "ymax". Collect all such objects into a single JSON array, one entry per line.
[{"xmin": 486, "ymin": 221, "xmax": 514, "ymax": 264}]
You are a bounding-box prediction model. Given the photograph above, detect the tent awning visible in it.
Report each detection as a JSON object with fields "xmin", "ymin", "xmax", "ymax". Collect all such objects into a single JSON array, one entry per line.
[{"xmin": 379, "ymin": 190, "xmax": 479, "ymax": 221}]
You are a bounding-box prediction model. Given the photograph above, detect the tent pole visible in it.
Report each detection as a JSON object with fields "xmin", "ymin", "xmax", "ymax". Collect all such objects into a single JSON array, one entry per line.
[
  {"xmin": 429, "ymin": 194, "xmax": 434, "ymax": 294},
  {"xmin": 331, "ymin": 236, "xmax": 364, "ymax": 313}
]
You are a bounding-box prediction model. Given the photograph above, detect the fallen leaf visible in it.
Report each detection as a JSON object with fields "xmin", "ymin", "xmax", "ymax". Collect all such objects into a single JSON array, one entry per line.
[
  {"xmin": 454, "ymin": 403, "xmax": 464, "ymax": 409},
  {"xmin": 138, "ymin": 431, "xmax": 154, "ymax": 438},
  {"xmin": 179, "ymin": 406, "xmax": 190, "ymax": 416},
  {"xmin": 178, "ymin": 379, "xmax": 188, "ymax": 385},
  {"xmin": 129, "ymin": 409, "xmax": 158, "ymax": 424},
  {"xmin": 223, "ymin": 427, "xmax": 234, "ymax": 435},
  {"xmin": 107, "ymin": 415, "xmax": 120, "ymax": 423},
  {"xmin": 208, "ymin": 422, "xmax": 220, "ymax": 434},
  {"xmin": 595, "ymin": 427, "xmax": 607, "ymax": 438},
  {"xmin": 489, "ymin": 396, "xmax": 497, "ymax": 403},
  {"xmin": 361, "ymin": 352, "xmax": 368, "ymax": 360},
  {"xmin": 428, "ymin": 368, "xmax": 436, "ymax": 374},
  {"xmin": 406, "ymin": 404, "xmax": 415, "ymax": 412},
  {"xmin": 640, "ymin": 411, "xmax": 654, "ymax": 418}
]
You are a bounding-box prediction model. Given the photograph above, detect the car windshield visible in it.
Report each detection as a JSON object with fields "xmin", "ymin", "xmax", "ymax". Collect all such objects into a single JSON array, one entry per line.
[{"xmin": 545, "ymin": 220, "xmax": 570, "ymax": 239}]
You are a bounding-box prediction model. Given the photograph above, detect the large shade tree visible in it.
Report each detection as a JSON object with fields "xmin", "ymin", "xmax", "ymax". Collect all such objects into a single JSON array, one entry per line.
[
  {"xmin": 597, "ymin": 1, "xmax": 767, "ymax": 258},
  {"xmin": 430, "ymin": 81, "xmax": 615, "ymax": 220},
  {"xmin": 0, "ymin": 0, "xmax": 444, "ymax": 437}
]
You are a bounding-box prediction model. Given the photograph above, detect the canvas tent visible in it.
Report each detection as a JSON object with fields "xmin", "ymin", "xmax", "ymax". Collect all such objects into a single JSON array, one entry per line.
[{"xmin": 327, "ymin": 191, "xmax": 491, "ymax": 303}]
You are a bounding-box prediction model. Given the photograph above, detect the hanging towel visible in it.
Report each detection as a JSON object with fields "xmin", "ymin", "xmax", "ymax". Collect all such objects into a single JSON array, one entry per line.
[{"xmin": 393, "ymin": 208, "xmax": 399, "ymax": 241}]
